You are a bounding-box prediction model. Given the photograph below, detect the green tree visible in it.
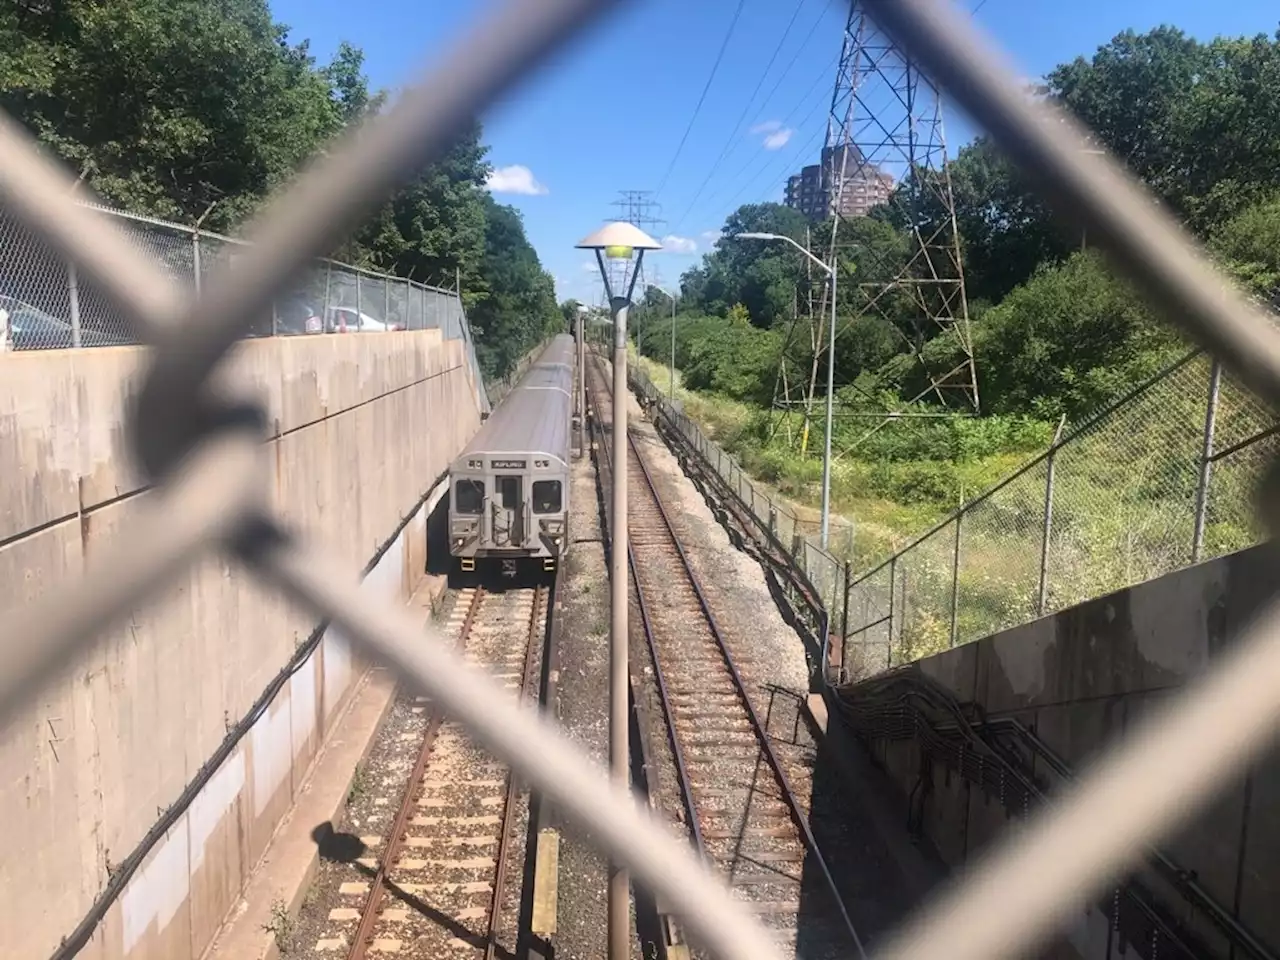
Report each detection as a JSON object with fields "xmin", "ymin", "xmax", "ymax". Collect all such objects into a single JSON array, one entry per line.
[
  {"xmin": 0, "ymin": 0, "xmax": 358, "ymax": 231},
  {"xmin": 468, "ymin": 195, "xmax": 559, "ymax": 379},
  {"xmin": 680, "ymin": 203, "xmax": 811, "ymax": 326},
  {"xmin": 974, "ymin": 252, "xmax": 1182, "ymax": 420},
  {"xmin": 1210, "ymin": 193, "xmax": 1280, "ymax": 306},
  {"xmin": 342, "ymin": 121, "xmax": 490, "ymax": 307}
]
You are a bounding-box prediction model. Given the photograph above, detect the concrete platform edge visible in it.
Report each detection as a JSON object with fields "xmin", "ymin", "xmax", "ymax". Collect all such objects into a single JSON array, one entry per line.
[{"xmin": 202, "ymin": 664, "xmax": 397, "ymax": 960}]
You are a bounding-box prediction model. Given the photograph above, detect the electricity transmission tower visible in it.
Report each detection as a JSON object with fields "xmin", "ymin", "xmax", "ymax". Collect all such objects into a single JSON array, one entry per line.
[
  {"xmin": 601, "ymin": 189, "xmax": 664, "ymax": 305},
  {"xmin": 773, "ymin": 1, "xmax": 979, "ymax": 457}
]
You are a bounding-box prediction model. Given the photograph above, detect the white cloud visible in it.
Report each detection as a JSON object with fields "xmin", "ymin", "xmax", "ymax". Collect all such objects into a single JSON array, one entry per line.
[
  {"xmin": 485, "ymin": 164, "xmax": 549, "ymax": 196},
  {"xmin": 660, "ymin": 234, "xmax": 697, "ymax": 255},
  {"xmin": 763, "ymin": 128, "xmax": 794, "ymax": 150},
  {"xmin": 750, "ymin": 119, "xmax": 783, "ymax": 134}
]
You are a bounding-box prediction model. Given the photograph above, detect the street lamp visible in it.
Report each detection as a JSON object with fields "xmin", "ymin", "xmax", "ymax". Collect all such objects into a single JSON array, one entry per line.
[
  {"xmin": 574, "ymin": 220, "xmax": 661, "ymax": 960},
  {"xmin": 735, "ymin": 231, "xmax": 838, "ymax": 550}
]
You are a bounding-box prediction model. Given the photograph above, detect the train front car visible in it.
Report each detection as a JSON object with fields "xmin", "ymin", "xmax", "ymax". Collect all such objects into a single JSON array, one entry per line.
[{"xmin": 449, "ymin": 334, "xmax": 575, "ymax": 581}]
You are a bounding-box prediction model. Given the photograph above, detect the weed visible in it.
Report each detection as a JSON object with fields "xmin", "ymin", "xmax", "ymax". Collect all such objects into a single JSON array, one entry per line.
[
  {"xmin": 347, "ymin": 764, "xmax": 369, "ymax": 806},
  {"xmin": 263, "ymin": 897, "xmax": 294, "ymax": 954}
]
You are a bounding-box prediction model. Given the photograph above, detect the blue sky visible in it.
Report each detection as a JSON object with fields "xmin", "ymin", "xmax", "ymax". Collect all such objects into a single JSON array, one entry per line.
[{"xmin": 271, "ymin": 0, "xmax": 1278, "ymax": 306}]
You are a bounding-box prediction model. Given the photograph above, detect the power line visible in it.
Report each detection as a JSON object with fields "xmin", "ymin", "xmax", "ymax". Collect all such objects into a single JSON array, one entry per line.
[
  {"xmin": 653, "ymin": 0, "xmax": 749, "ymax": 198},
  {"xmin": 667, "ymin": 0, "xmax": 811, "ymax": 233},
  {"xmin": 691, "ymin": 55, "xmax": 836, "ymax": 220}
]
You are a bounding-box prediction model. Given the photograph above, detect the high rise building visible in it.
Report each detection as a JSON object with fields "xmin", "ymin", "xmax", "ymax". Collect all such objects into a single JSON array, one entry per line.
[{"xmin": 783, "ymin": 144, "xmax": 894, "ymax": 220}]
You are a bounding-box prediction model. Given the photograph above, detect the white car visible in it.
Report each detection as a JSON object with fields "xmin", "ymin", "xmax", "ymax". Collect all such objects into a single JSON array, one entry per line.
[{"xmin": 325, "ymin": 306, "xmax": 401, "ymax": 333}]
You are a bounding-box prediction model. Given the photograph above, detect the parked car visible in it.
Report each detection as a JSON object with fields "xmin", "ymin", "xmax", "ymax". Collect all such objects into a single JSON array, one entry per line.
[
  {"xmin": 277, "ymin": 298, "xmax": 324, "ymax": 336},
  {"xmin": 325, "ymin": 305, "xmax": 402, "ymax": 333},
  {"xmin": 0, "ymin": 295, "xmax": 128, "ymax": 350}
]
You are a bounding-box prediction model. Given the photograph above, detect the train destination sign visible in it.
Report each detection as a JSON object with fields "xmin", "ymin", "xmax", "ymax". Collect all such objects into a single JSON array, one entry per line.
[{"xmin": 491, "ymin": 459, "xmax": 527, "ymax": 470}]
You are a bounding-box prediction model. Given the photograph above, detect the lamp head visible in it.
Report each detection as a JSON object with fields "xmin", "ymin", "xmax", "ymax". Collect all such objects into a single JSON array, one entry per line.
[{"xmin": 575, "ymin": 221, "xmax": 662, "ymax": 255}]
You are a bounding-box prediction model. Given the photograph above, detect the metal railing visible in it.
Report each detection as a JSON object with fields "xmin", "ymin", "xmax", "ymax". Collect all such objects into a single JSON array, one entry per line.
[
  {"xmin": 4, "ymin": 1, "xmax": 1280, "ymax": 960},
  {"xmin": 843, "ymin": 348, "xmax": 1278, "ymax": 675}
]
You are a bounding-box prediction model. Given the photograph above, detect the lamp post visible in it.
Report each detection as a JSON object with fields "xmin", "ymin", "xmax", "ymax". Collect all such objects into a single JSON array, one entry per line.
[
  {"xmin": 735, "ymin": 231, "xmax": 838, "ymax": 550},
  {"xmin": 574, "ymin": 221, "xmax": 661, "ymax": 960}
]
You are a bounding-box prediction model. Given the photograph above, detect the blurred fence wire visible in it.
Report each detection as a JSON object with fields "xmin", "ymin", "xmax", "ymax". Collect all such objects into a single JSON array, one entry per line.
[{"xmin": 3, "ymin": 1, "xmax": 1280, "ymax": 960}]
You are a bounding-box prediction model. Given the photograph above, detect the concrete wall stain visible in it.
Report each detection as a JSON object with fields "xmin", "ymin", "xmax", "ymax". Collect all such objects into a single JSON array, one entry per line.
[{"xmin": 0, "ymin": 331, "xmax": 483, "ymax": 959}]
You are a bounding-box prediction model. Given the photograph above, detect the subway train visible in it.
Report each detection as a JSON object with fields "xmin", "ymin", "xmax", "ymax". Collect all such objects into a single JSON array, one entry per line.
[{"xmin": 448, "ymin": 334, "xmax": 575, "ymax": 580}]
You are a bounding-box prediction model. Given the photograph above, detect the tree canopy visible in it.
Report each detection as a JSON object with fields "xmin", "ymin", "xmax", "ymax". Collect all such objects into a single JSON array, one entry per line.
[
  {"xmin": 654, "ymin": 24, "xmax": 1280, "ymax": 426},
  {"xmin": 0, "ymin": 0, "xmax": 556, "ymax": 379}
]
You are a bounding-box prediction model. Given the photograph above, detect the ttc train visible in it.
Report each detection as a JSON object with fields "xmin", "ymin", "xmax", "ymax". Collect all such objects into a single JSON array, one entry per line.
[{"xmin": 449, "ymin": 334, "xmax": 575, "ymax": 579}]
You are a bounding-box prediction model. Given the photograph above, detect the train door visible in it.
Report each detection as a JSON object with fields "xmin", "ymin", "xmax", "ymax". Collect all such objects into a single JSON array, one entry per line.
[{"xmin": 492, "ymin": 476, "xmax": 525, "ymax": 546}]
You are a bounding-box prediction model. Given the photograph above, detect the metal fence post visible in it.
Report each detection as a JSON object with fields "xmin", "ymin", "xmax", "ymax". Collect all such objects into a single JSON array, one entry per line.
[
  {"xmin": 385, "ymin": 276, "xmax": 391, "ymax": 327},
  {"xmin": 192, "ymin": 232, "xmax": 202, "ymax": 299},
  {"xmin": 66, "ymin": 261, "xmax": 82, "ymax": 348},
  {"xmin": 887, "ymin": 556, "xmax": 897, "ymax": 670},
  {"xmin": 841, "ymin": 562, "xmax": 851, "ymax": 679},
  {"xmin": 1192, "ymin": 358, "xmax": 1222, "ymax": 563},
  {"xmin": 356, "ymin": 272, "xmax": 363, "ymax": 329},
  {"xmin": 1037, "ymin": 419, "xmax": 1066, "ymax": 616},
  {"xmin": 949, "ymin": 515, "xmax": 962, "ymax": 647},
  {"xmin": 323, "ymin": 263, "xmax": 332, "ymax": 325}
]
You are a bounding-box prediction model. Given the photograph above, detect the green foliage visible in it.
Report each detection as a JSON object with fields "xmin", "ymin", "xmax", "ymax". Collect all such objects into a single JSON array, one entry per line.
[
  {"xmin": 0, "ymin": 0, "xmax": 359, "ymax": 229},
  {"xmin": 468, "ymin": 196, "xmax": 560, "ymax": 380},
  {"xmin": 0, "ymin": 1, "xmax": 560, "ymax": 388},
  {"xmin": 1210, "ymin": 193, "xmax": 1280, "ymax": 304},
  {"xmin": 974, "ymin": 252, "xmax": 1184, "ymax": 420},
  {"xmin": 1048, "ymin": 27, "xmax": 1280, "ymax": 232},
  {"xmin": 679, "ymin": 203, "xmax": 811, "ymax": 325}
]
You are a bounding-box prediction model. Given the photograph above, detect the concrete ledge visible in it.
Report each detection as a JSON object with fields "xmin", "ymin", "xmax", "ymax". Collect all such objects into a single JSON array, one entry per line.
[
  {"xmin": 204, "ymin": 577, "xmax": 447, "ymax": 960},
  {"xmin": 203, "ymin": 665, "xmax": 395, "ymax": 960}
]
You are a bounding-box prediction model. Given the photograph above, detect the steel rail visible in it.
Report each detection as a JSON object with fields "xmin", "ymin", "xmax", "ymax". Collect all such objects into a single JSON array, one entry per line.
[
  {"xmin": 484, "ymin": 584, "xmax": 549, "ymax": 960},
  {"xmin": 591, "ymin": 352, "xmax": 866, "ymax": 958},
  {"xmin": 346, "ymin": 587, "xmax": 484, "ymax": 960},
  {"xmin": 587, "ymin": 359, "xmax": 707, "ymax": 861},
  {"xmin": 240, "ymin": 515, "xmax": 783, "ymax": 960}
]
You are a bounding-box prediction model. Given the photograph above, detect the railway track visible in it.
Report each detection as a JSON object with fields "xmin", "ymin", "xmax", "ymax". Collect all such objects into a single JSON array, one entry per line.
[
  {"xmin": 339, "ymin": 584, "xmax": 548, "ymax": 959},
  {"xmin": 587, "ymin": 354, "xmax": 863, "ymax": 959}
]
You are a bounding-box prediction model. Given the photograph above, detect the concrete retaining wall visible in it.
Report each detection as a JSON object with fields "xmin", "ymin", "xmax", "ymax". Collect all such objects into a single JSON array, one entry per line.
[
  {"xmin": 0, "ymin": 331, "xmax": 484, "ymax": 959},
  {"xmin": 849, "ymin": 541, "xmax": 1280, "ymax": 958}
]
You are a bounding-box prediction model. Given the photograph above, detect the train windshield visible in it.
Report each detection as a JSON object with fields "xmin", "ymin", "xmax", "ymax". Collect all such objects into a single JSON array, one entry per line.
[
  {"xmin": 454, "ymin": 479, "xmax": 484, "ymax": 514},
  {"xmin": 532, "ymin": 480, "xmax": 561, "ymax": 513}
]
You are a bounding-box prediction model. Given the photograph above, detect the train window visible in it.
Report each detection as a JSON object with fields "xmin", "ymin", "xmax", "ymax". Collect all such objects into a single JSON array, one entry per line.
[
  {"xmin": 454, "ymin": 479, "xmax": 484, "ymax": 514},
  {"xmin": 532, "ymin": 480, "xmax": 562, "ymax": 513}
]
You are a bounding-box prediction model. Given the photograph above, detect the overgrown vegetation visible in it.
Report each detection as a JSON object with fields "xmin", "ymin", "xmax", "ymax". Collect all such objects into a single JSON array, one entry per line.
[
  {"xmin": 626, "ymin": 24, "xmax": 1280, "ymax": 572},
  {"xmin": 0, "ymin": 0, "xmax": 562, "ymax": 379}
]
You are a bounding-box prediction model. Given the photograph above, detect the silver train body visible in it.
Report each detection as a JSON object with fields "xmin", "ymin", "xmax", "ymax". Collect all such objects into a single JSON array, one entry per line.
[{"xmin": 449, "ymin": 334, "xmax": 574, "ymax": 577}]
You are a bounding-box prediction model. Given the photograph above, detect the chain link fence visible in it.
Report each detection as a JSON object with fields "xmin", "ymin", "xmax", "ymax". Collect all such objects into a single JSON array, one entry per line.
[
  {"xmin": 843, "ymin": 350, "xmax": 1278, "ymax": 676},
  {"xmin": 5, "ymin": 1, "xmax": 1280, "ymax": 960},
  {"xmin": 629, "ymin": 360, "xmax": 852, "ymax": 619},
  {"xmin": 0, "ymin": 201, "xmax": 480, "ymax": 370}
]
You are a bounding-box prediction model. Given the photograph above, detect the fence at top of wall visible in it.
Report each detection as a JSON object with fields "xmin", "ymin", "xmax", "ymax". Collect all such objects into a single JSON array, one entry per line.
[{"xmin": 0, "ymin": 202, "xmax": 489, "ymax": 408}]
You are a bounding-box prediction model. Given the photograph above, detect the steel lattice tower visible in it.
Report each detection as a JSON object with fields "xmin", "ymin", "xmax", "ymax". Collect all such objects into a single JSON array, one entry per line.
[
  {"xmin": 775, "ymin": 2, "xmax": 979, "ymax": 451},
  {"xmin": 602, "ymin": 190, "xmax": 664, "ymax": 303}
]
